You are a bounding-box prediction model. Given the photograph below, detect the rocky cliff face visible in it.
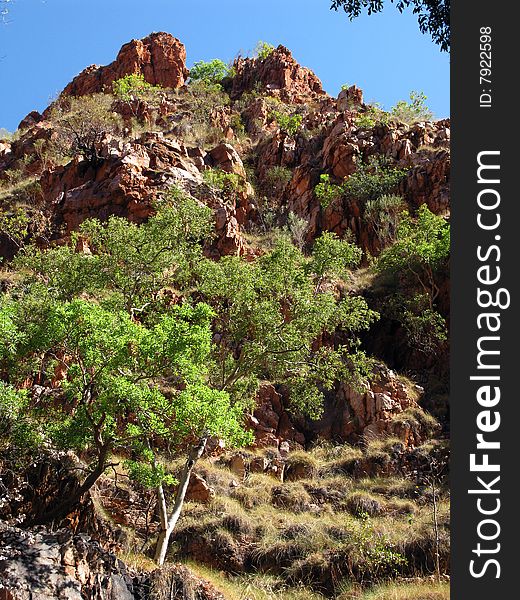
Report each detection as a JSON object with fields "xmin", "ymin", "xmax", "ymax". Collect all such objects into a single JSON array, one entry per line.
[
  {"xmin": 0, "ymin": 33, "xmax": 450, "ymax": 598},
  {"xmin": 63, "ymin": 32, "xmax": 188, "ymax": 97},
  {"xmin": 0, "ymin": 33, "xmax": 450, "ymax": 444},
  {"xmin": 0, "ymin": 34, "xmax": 450, "ymax": 447}
]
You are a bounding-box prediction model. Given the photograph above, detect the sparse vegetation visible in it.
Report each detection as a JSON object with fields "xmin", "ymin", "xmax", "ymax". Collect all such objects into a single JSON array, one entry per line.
[
  {"xmin": 364, "ymin": 194, "xmax": 406, "ymax": 246},
  {"xmin": 315, "ymin": 158, "xmax": 407, "ymax": 211},
  {"xmin": 254, "ymin": 41, "xmax": 276, "ymax": 60},
  {"xmin": 49, "ymin": 93, "xmax": 123, "ymax": 165},
  {"xmin": 112, "ymin": 73, "xmax": 162, "ymax": 103},
  {"xmin": 391, "ymin": 91, "xmax": 434, "ymax": 124}
]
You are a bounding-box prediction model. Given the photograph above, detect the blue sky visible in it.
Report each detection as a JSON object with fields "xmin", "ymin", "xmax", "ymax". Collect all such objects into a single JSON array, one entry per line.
[{"xmin": 0, "ymin": 0, "xmax": 449, "ymax": 132}]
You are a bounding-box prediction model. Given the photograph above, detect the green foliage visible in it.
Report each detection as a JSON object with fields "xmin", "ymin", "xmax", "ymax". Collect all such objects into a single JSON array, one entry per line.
[
  {"xmin": 391, "ymin": 91, "xmax": 433, "ymax": 124},
  {"xmin": 203, "ymin": 168, "xmax": 244, "ymax": 195},
  {"xmin": 351, "ymin": 513, "xmax": 408, "ymax": 578},
  {"xmin": 0, "ymin": 383, "xmax": 40, "ymax": 450},
  {"xmin": 272, "ymin": 111, "xmax": 303, "ymax": 136},
  {"xmin": 15, "ymin": 189, "xmax": 213, "ymax": 314},
  {"xmin": 386, "ymin": 293, "xmax": 447, "ymax": 354},
  {"xmin": 112, "ymin": 74, "xmax": 162, "ymax": 103},
  {"xmin": 315, "ymin": 158, "xmax": 406, "ymax": 210},
  {"xmin": 309, "ymin": 231, "xmax": 362, "ymax": 281},
  {"xmin": 314, "ymin": 174, "xmax": 344, "ymax": 209},
  {"xmin": 2, "ymin": 295, "xmax": 249, "ymax": 485},
  {"xmin": 354, "ymin": 103, "xmax": 390, "ymax": 128},
  {"xmin": 354, "ymin": 113, "xmax": 376, "ymax": 129},
  {"xmin": 343, "ymin": 156, "xmax": 407, "ymax": 204},
  {"xmin": 330, "ymin": 0, "xmax": 450, "ymax": 52},
  {"xmin": 194, "ymin": 235, "xmax": 376, "ymax": 416},
  {"xmin": 376, "ymin": 206, "xmax": 449, "ymax": 354},
  {"xmin": 375, "ymin": 205, "xmax": 450, "ymax": 299},
  {"xmin": 189, "ymin": 59, "xmax": 233, "ymax": 85},
  {"xmin": 0, "ymin": 207, "xmax": 29, "ymax": 249},
  {"xmin": 254, "ymin": 41, "xmax": 275, "ymax": 60}
]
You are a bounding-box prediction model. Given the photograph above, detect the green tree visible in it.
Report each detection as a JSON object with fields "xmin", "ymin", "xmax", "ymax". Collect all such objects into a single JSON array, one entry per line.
[
  {"xmin": 375, "ymin": 204, "xmax": 449, "ymax": 307},
  {"xmin": 3, "ymin": 188, "xmax": 380, "ymax": 564},
  {"xmin": 254, "ymin": 41, "xmax": 275, "ymax": 60},
  {"xmin": 15, "ymin": 190, "xmax": 213, "ymax": 314},
  {"xmin": 272, "ymin": 111, "xmax": 303, "ymax": 136},
  {"xmin": 112, "ymin": 73, "xmax": 162, "ymax": 103},
  {"xmin": 330, "ymin": 0, "xmax": 450, "ymax": 52},
  {"xmin": 189, "ymin": 59, "xmax": 233, "ymax": 85},
  {"xmin": 194, "ymin": 235, "xmax": 376, "ymax": 416},
  {"xmin": 1, "ymin": 295, "xmax": 249, "ymax": 563}
]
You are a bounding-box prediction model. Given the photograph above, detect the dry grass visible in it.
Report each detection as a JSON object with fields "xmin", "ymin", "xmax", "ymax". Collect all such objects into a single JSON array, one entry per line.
[
  {"xmin": 185, "ymin": 562, "xmax": 326, "ymax": 600},
  {"xmin": 355, "ymin": 580, "xmax": 449, "ymax": 600}
]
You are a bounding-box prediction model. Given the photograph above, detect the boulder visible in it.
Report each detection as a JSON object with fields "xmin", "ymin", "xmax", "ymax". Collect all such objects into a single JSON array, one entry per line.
[{"xmin": 185, "ymin": 473, "xmax": 214, "ymax": 503}]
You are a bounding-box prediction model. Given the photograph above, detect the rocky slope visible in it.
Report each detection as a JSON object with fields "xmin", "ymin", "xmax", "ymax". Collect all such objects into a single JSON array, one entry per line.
[{"xmin": 0, "ymin": 32, "xmax": 450, "ymax": 599}]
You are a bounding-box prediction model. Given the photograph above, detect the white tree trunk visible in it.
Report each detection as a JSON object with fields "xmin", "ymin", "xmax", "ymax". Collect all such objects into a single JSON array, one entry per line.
[{"xmin": 154, "ymin": 434, "xmax": 208, "ymax": 566}]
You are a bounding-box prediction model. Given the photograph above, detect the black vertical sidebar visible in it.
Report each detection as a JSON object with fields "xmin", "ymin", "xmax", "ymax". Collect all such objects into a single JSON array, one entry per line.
[{"xmin": 451, "ymin": 1, "xmax": 518, "ymax": 597}]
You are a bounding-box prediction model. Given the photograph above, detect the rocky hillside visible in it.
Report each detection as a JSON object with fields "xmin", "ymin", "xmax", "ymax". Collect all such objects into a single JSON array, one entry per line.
[{"xmin": 0, "ymin": 33, "xmax": 450, "ymax": 599}]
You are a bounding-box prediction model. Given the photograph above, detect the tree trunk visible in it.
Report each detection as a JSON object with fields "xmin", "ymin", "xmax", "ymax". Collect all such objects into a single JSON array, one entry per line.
[{"xmin": 154, "ymin": 434, "xmax": 208, "ymax": 566}]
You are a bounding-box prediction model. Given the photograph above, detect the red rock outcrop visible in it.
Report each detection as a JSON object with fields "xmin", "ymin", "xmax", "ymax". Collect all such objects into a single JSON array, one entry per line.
[
  {"xmin": 62, "ymin": 32, "xmax": 188, "ymax": 97},
  {"xmin": 249, "ymin": 367, "xmax": 430, "ymax": 449},
  {"xmin": 230, "ymin": 45, "xmax": 326, "ymax": 103},
  {"xmin": 280, "ymin": 115, "xmax": 451, "ymax": 254},
  {"xmin": 37, "ymin": 133, "xmax": 247, "ymax": 257}
]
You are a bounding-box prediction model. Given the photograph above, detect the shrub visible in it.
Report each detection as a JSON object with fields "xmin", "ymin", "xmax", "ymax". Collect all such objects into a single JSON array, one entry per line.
[
  {"xmin": 375, "ymin": 205, "xmax": 450, "ymax": 308},
  {"xmin": 112, "ymin": 73, "xmax": 162, "ymax": 103},
  {"xmin": 314, "ymin": 174, "xmax": 344, "ymax": 209},
  {"xmin": 386, "ymin": 293, "xmax": 447, "ymax": 354},
  {"xmin": 344, "ymin": 492, "xmax": 384, "ymax": 517},
  {"xmin": 272, "ymin": 111, "xmax": 303, "ymax": 136},
  {"xmin": 315, "ymin": 159, "xmax": 406, "ymax": 211},
  {"xmin": 49, "ymin": 94, "xmax": 123, "ymax": 165},
  {"xmin": 363, "ymin": 194, "xmax": 407, "ymax": 246},
  {"xmin": 189, "ymin": 59, "xmax": 233, "ymax": 85},
  {"xmin": 354, "ymin": 103, "xmax": 390, "ymax": 129},
  {"xmin": 391, "ymin": 91, "xmax": 433, "ymax": 124},
  {"xmin": 263, "ymin": 165, "xmax": 292, "ymax": 197},
  {"xmin": 254, "ymin": 41, "xmax": 275, "ymax": 60},
  {"xmin": 286, "ymin": 211, "xmax": 308, "ymax": 250},
  {"xmin": 203, "ymin": 168, "xmax": 245, "ymax": 198},
  {"xmin": 0, "ymin": 207, "xmax": 30, "ymax": 249},
  {"xmin": 344, "ymin": 157, "xmax": 407, "ymax": 205}
]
